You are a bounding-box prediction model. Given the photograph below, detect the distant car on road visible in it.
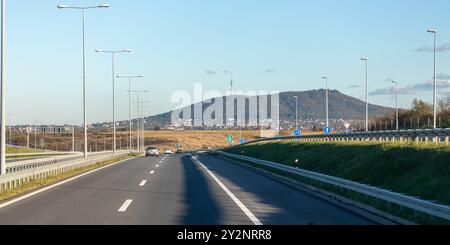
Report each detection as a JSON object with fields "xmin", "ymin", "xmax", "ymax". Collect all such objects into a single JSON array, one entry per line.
[
  {"xmin": 146, "ymin": 146, "xmax": 160, "ymax": 157},
  {"xmin": 164, "ymin": 149, "xmax": 174, "ymax": 155},
  {"xmin": 176, "ymin": 149, "xmax": 183, "ymax": 154}
]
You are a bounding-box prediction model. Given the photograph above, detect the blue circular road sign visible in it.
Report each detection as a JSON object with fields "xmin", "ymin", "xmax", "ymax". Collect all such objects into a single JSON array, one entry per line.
[
  {"xmin": 293, "ymin": 129, "xmax": 302, "ymax": 136},
  {"xmin": 324, "ymin": 127, "xmax": 331, "ymax": 135}
]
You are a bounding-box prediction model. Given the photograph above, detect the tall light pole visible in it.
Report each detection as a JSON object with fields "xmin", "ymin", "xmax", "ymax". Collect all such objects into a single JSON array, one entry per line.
[
  {"xmin": 392, "ymin": 80, "xmax": 399, "ymax": 131},
  {"xmin": 0, "ymin": 0, "xmax": 6, "ymax": 175},
  {"xmin": 322, "ymin": 77, "xmax": 329, "ymax": 128},
  {"xmin": 57, "ymin": 3, "xmax": 110, "ymax": 158},
  {"xmin": 130, "ymin": 90, "xmax": 149, "ymax": 152},
  {"xmin": 293, "ymin": 96, "xmax": 298, "ymax": 130},
  {"xmin": 7, "ymin": 113, "xmax": 12, "ymax": 145},
  {"xmin": 72, "ymin": 127, "xmax": 75, "ymax": 152},
  {"xmin": 230, "ymin": 72, "xmax": 234, "ymax": 96},
  {"xmin": 117, "ymin": 75, "xmax": 144, "ymax": 152},
  {"xmin": 95, "ymin": 49, "xmax": 131, "ymax": 154},
  {"xmin": 137, "ymin": 101, "xmax": 151, "ymax": 151},
  {"xmin": 361, "ymin": 58, "xmax": 369, "ymax": 132},
  {"xmin": 427, "ymin": 29, "xmax": 437, "ymax": 129}
]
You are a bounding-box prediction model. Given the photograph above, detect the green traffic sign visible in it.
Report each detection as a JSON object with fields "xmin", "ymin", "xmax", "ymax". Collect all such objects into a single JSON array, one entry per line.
[{"xmin": 227, "ymin": 135, "xmax": 233, "ymax": 143}]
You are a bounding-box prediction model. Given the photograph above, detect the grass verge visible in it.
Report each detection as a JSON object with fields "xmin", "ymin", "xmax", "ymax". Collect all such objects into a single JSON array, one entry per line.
[
  {"xmin": 6, "ymin": 147, "xmax": 44, "ymax": 154},
  {"xmin": 0, "ymin": 154, "xmax": 138, "ymax": 202}
]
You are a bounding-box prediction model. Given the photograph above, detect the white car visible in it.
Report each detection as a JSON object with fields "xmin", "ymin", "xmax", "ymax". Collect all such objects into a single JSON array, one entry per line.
[
  {"xmin": 164, "ymin": 149, "xmax": 174, "ymax": 155},
  {"xmin": 146, "ymin": 146, "xmax": 160, "ymax": 157}
]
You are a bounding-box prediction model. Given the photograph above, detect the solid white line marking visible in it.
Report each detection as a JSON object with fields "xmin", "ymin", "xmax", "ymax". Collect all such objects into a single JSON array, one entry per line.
[
  {"xmin": 139, "ymin": 180, "xmax": 148, "ymax": 187},
  {"xmin": 191, "ymin": 155, "xmax": 263, "ymax": 225},
  {"xmin": 118, "ymin": 199, "xmax": 133, "ymax": 212},
  {"xmin": 149, "ymin": 170, "xmax": 155, "ymax": 175},
  {"xmin": 0, "ymin": 157, "xmax": 134, "ymax": 210}
]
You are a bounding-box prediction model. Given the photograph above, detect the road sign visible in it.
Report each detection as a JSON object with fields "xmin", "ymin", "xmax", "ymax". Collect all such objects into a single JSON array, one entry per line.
[
  {"xmin": 293, "ymin": 129, "xmax": 302, "ymax": 136},
  {"xmin": 324, "ymin": 127, "xmax": 331, "ymax": 135},
  {"xmin": 240, "ymin": 138, "xmax": 246, "ymax": 145},
  {"xmin": 177, "ymin": 144, "xmax": 182, "ymax": 150},
  {"xmin": 227, "ymin": 135, "xmax": 233, "ymax": 143}
]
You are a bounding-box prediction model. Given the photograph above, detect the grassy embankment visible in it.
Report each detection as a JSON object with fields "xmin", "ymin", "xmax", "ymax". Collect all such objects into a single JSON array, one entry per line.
[
  {"xmin": 0, "ymin": 154, "xmax": 137, "ymax": 202},
  {"xmin": 6, "ymin": 147, "xmax": 44, "ymax": 154},
  {"xmin": 227, "ymin": 141, "xmax": 450, "ymax": 224}
]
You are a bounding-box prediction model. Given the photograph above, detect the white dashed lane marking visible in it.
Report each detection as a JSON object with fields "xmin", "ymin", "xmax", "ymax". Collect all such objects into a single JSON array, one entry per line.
[
  {"xmin": 118, "ymin": 200, "xmax": 133, "ymax": 212},
  {"xmin": 139, "ymin": 180, "xmax": 148, "ymax": 187}
]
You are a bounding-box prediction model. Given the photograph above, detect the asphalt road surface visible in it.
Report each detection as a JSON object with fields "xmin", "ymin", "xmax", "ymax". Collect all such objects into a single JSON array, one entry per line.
[{"xmin": 0, "ymin": 153, "xmax": 376, "ymax": 225}]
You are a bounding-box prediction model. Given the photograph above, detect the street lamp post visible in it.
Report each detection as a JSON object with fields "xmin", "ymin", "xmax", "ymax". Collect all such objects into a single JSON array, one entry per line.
[
  {"xmin": 293, "ymin": 96, "xmax": 298, "ymax": 130},
  {"xmin": 8, "ymin": 113, "xmax": 12, "ymax": 145},
  {"xmin": 117, "ymin": 75, "xmax": 144, "ymax": 152},
  {"xmin": 361, "ymin": 58, "xmax": 369, "ymax": 132},
  {"xmin": 427, "ymin": 29, "xmax": 437, "ymax": 129},
  {"xmin": 0, "ymin": 0, "xmax": 6, "ymax": 175},
  {"xmin": 72, "ymin": 127, "xmax": 75, "ymax": 152},
  {"xmin": 392, "ymin": 80, "xmax": 399, "ymax": 131},
  {"xmin": 322, "ymin": 77, "xmax": 329, "ymax": 128},
  {"xmin": 137, "ymin": 101, "xmax": 151, "ymax": 151},
  {"xmin": 57, "ymin": 3, "xmax": 110, "ymax": 158},
  {"xmin": 230, "ymin": 72, "xmax": 234, "ymax": 96},
  {"xmin": 130, "ymin": 91, "xmax": 149, "ymax": 152},
  {"xmin": 95, "ymin": 49, "xmax": 131, "ymax": 154}
]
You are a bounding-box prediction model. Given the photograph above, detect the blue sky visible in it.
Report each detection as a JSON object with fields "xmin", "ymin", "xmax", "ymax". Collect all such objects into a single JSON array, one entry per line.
[{"xmin": 6, "ymin": 0, "xmax": 450, "ymax": 125}]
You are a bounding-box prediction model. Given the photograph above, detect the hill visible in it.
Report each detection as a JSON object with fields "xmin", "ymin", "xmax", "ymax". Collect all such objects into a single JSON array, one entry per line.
[{"xmin": 140, "ymin": 90, "xmax": 392, "ymax": 128}]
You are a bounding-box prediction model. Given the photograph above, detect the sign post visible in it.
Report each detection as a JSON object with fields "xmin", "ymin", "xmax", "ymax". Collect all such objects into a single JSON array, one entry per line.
[{"xmin": 227, "ymin": 135, "xmax": 233, "ymax": 145}]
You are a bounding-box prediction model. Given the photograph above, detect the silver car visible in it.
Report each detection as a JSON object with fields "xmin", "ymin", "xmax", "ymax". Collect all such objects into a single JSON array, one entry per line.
[{"xmin": 146, "ymin": 146, "xmax": 160, "ymax": 157}]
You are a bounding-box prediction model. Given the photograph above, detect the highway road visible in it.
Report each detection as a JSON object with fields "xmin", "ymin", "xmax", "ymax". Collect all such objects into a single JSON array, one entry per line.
[{"xmin": 0, "ymin": 153, "xmax": 377, "ymax": 225}]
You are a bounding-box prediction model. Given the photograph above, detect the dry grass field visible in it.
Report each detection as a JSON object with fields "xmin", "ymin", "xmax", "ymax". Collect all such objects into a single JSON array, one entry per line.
[
  {"xmin": 9, "ymin": 129, "xmax": 320, "ymax": 152},
  {"xmin": 140, "ymin": 130, "xmax": 262, "ymax": 151}
]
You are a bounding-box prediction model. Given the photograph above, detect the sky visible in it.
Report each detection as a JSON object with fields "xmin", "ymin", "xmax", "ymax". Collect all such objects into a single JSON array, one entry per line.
[{"xmin": 6, "ymin": 0, "xmax": 450, "ymax": 125}]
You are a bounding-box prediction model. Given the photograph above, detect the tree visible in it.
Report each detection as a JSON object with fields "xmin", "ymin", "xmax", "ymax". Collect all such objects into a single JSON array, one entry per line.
[
  {"xmin": 438, "ymin": 97, "xmax": 450, "ymax": 128},
  {"xmin": 410, "ymin": 99, "xmax": 433, "ymax": 119}
]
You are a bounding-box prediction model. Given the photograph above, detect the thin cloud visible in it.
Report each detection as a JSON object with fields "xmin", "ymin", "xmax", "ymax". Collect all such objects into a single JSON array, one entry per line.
[
  {"xmin": 370, "ymin": 86, "xmax": 415, "ymax": 96},
  {"xmin": 412, "ymin": 80, "xmax": 450, "ymax": 90},
  {"xmin": 370, "ymin": 79, "xmax": 450, "ymax": 96},
  {"xmin": 412, "ymin": 43, "xmax": 450, "ymax": 52},
  {"xmin": 437, "ymin": 73, "xmax": 450, "ymax": 80},
  {"xmin": 205, "ymin": 70, "xmax": 218, "ymax": 75},
  {"xmin": 348, "ymin": 85, "xmax": 361, "ymax": 89},
  {"xmin": 265, "ymin": 69, "xmax": 275, "ymax": 73}
]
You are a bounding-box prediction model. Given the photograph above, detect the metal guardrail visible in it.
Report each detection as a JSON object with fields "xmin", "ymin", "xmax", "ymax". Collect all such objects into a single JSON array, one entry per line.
[
  {"xmin": 5, "ymin": 151, "xmax": 128, "ymax": 174},
  {"xmin": 215, "ymin": 151, "xmax": 450, "ymax": 221},
  {"xmin": 6, "ymin": 152, "xmax": 77, "ymax": 158},
  {"xmin": 242, "ymin": 129, "xmax": 450, "ymax": 146},
  {"xmin": 0, "ymin": 151, "xmax": 131, "ymax": 192}
]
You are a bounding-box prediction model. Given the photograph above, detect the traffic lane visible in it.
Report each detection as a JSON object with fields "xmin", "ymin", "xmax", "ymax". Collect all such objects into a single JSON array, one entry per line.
[
  {"xmin": 122, "ymin": 154, "xmax": 254, "ymax": 225},
  {"xmin": 194, "ymin": 153, "xmax": 377, "ymax": 225},
  {"xmin": 0, "ymin": 154, "xmax": 254, "ymax": 225},
  {"xmin": 0, "ymin": 156, "xmax": 163, "ymax": 225}
]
